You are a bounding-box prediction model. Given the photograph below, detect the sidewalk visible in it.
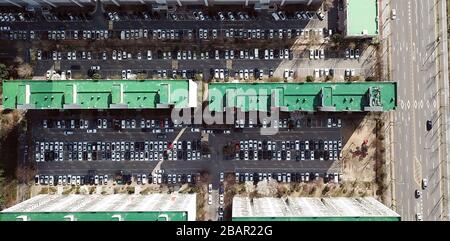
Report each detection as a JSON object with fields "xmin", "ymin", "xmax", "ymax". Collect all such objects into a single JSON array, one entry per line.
[
  {"xmin": 435, "ymin": 0, "xmax": 450, "ymax": 220},
  {"xmin": 378, "ymin": 0, "xmax": 395, "ymax": 210}
]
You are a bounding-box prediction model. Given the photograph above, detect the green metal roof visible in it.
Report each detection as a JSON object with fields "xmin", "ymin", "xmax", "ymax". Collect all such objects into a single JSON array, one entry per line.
[
  {"xmin": 208, "ymin": 82, "xmax": 397, "ymax": 112},
  {"xmin": 346, "ymin": 0, "xmax": 379, "ymax": 37},
  {"xmin": 2, "ymin": 79, "xmax": 192, "ymax": 110},
  {"xmin": 0, "ymin": 211, "xmax": 188, "ymax": 221}
]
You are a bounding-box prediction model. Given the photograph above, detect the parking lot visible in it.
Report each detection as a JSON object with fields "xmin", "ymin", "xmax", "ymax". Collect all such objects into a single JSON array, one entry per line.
[
  {"xmin": 25, "ymin": 109, "xmax": 344, "ymax": 185},
  {"xmin": 1, "ymin": 2, "xmax": 374, "ymax": 82}
]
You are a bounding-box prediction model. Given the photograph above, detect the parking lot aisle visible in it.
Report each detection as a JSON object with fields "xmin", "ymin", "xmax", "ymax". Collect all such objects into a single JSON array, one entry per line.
[{"xmin": 151, "ymin": 127, "xmax": 187, "ymax": 176}]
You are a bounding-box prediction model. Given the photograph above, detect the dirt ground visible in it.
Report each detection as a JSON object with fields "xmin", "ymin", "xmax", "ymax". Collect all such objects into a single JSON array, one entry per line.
[{"xmin": 340, "ymin": 113, "xmax": 380, "ymax": 182}]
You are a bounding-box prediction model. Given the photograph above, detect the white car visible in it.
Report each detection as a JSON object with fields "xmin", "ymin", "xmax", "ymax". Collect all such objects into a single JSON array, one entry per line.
[
  {"xmin": 422, "ymin": 178, "xmax": 428, "ymax": 189},
  {"xmin": 157, "ymin": 174, "xmax": 162, "ymax": 184},
  {"xmin": 219, "ymin": 194, "xmax": 224, "ymax": 205},
  {"xmin": 208, "ymin": 194, "xmax": 212, "ymax": 205},
  {"xmin": 147, "ymin": 50, "xmax": 152, "ymax": 60},
  {"xmin": 142, "ymin": 174, "xmax": 147, "ymax": 185},
  {"xmin": 416, "ymin": 213, "xmax": 423, "ymax": 221},
  {"xmin": 391, "ymin": 9, "xmax": 397, "ymax": 20},
  {"xmin": 284, "ymin": 69, "xmax": 289, "ymax": 79},
  {"xmin": 126, "ymin": 69, "xmax": 132, "ymax": 79}
]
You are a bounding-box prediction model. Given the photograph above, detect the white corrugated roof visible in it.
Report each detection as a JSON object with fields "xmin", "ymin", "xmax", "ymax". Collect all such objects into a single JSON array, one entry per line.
[
  {"xmin": 2, "ymin": 194, "xmax": 196, "ymax": 215},
  {"xmin": 232, "ymin": 197, "xmax": 399, "ymax": 218}
]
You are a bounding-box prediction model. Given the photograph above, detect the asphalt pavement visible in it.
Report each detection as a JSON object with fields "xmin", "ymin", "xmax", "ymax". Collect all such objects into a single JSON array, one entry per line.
[
  {"xmin": 388, "ymin": 0, "xmax": 449, "ymax": 221},
  {"xmin": 28, "ymin": 111, "xmax": 343, "ymax": 183}
]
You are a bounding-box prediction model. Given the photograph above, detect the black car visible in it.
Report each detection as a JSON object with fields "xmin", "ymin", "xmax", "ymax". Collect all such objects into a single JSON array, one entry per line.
[
  {"xmin": 306, "ymin": 118, "xmax": 312, "ymax": 127},
  {"xmin": 426, "ymin": 120, "xmax": 432, "ymax": 131},
  {"xmin": 249, "ymin": 151, "xmax": 254, "ymax": 160},
  {"xmin": 309, "ymin": 141, "xmax": 314, "ymax": 150}
]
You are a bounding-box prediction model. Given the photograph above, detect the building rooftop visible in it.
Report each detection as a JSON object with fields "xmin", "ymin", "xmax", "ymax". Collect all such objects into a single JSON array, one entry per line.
[
  {"xmin": 208, "ymin": 82, "xmax": 397, "ymax": 112},
  {"xmin": 1, "ymin": 194, "xmax": 197, "ymax": 221},
  {"xmin": 346, "ymin": 0, "xmax": 379, "ymax": 37},
  {"xmin": 2, "ymin": 79, "xmax": 197, "ymax": 110},
  {"xmin": 232, "ymin": 197, "xmax": 400, "ymax": 221}
]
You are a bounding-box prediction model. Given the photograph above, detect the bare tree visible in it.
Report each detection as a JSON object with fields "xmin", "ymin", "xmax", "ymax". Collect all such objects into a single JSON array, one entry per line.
[
  {"xmin": 14, "ymin": 56, "xmax": 24, "ymax": 65},
  {"xmin": 349, "ymin": 41, "xmax": 357, "ymax": 49},
  {"xmin": 16, "ymin": 64, "xmax": 33, "ymax": 79},
  {"xmin": 323, "ymin": 0, "xmax": 335, "ymax": 11},
  {"xmin": 308, "ymin": 34, "xmax": 321, "ymax": 47},
  {"xmin": 15, "ymin": 166, "xmax": 36, "ymax": 184}
]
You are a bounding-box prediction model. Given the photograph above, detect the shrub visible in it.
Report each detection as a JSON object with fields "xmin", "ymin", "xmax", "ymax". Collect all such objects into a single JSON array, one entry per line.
[{"xmin": 306, "ymin": 75, "xmax": 314, "ymax": 82}]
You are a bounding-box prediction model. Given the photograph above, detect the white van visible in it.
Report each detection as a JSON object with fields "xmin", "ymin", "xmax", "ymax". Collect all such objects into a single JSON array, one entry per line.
[{"xmin": 254, "ymin": 48, "xmax": 259, "ymax": 59}]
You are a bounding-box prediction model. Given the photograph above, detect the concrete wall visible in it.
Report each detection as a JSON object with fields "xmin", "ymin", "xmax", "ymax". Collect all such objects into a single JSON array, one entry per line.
[{"xmin": 0, "ymin": 0, "xmax": 322, "ymax": 7}]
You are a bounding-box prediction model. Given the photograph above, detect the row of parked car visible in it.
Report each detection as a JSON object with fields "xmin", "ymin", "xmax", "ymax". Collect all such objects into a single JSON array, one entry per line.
[
  {"xmin": 345, "ymin": 48, "xmax": 361, "ymax": 59},
  {"xmin": 43, "ymin": 11, "xmax": 91, "ymax": 22},
  {"xmin": 235, "ymin": 171, "xmax": 341, "ymax": 183},
  {"xmin": 34, "ymin": 139, "xmax": 204, "ymax": 163},
  {"xmin": 119, "ymin": 28, "xmax": 325, "ymax": 41},
  {"xmin": 272, "ymin": 10, "xmax": 324, "ymax": 21},
  {"xmin": 34, "ymin": 141, "xmax": 63, "ymax": 162},
  {"xmin": 42, "ymin": 117, "xmax": 181, "ymax": 130},
  {"xmin": 0, "ymin": 12, "xmax": 33, "ymax": 22},
  {"xmin": 104, "ymin": 9, "xmax": 318, "ymax": 22},
  {"xmin": 235, "ymin": 139, "xmax": 342, "ymax": 161},
  {"xmin": 148, "ymin": 170, "xmax": 199, "ymax": 185},
  {"xmin": 211, "ymin": 68, "xmax": 270, "ymax": 81},
  {"xmin": 238, "ymin": 139, "xmax": 342, "ymax": 152},
  {"xmin": 34, "ymin": 171, "xmax": 200, "ymax": 186},
  {"xmin": 313, "ymin": 68, "xmax": 335, "ymax": 78},
  {"xmin": 235, "ymin": 117, "xmax": 342, "ymax": 129},
  {"xmin": 35, "ymin": 174, "xmax": 108, "ymax": 186},
  {"xmin": 4, "ymin": 26, "xmax": 330, "ymax": 42},
  {"xmin": 38, "ymin": 47, "xmax": 293, "ymax": 62}
]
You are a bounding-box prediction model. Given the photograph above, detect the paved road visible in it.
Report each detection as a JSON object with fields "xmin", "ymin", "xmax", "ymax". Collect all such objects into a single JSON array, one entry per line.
[{"xmin": 388, "ymin": 0, "xmax": 449, "ymax": 220}]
